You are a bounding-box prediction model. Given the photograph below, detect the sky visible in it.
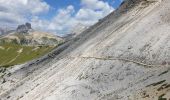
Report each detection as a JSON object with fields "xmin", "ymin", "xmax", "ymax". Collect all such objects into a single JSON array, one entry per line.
[{"xmin": 0, "ymin": 0, "xmax": 122, "ymax": 36}]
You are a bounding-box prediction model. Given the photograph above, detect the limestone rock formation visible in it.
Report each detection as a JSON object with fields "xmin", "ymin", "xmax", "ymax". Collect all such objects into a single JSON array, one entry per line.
[
  {"xmin": 16, "ymin": 22, "xmax": 32, "ymax": 34},
  {"xmin": 25, "ymin": 23, "xmax": 31, "ymax": 30}
]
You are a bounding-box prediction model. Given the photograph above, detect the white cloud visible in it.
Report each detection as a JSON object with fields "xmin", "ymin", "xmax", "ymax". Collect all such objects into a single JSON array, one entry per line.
[
  {"xmin": 47, "ymin": 5, "xmax": 75, "ymax": 34},
  {"xmin": 31, "ymin": 16, "xmax": 49, "ymax": 31},
  {"xmin": 28, "ymin": 0, "xmax": 50, "ymax": 15},
  {"xmin": 0, "ymin": 0, "xmax": 50, "ymax": 26},
  {"xmin": 0, "ymin": 0, "xmax": 114, "ymax": 35},
  {"xmin": 76, "ymin": 0, "xmax": 114, "ymax": 24},
  {"xmin": 81, "ymin": 0, "xmax": 112, "ymax": 10},
  {"xmin": 30, "ymin": 5, "xmax": 76, "ymax": 35},
  {"xmin": 46, "ymin": 0, "xmax": 114, "ymax": 35}
]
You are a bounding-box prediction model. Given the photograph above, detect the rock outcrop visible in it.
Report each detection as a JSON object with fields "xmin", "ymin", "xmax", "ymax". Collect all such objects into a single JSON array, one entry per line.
[
  {"xmin": 16, "ymin": 22, "xmax": 32, "ymax": 34},
  {"xmin": 25, "ymin": 23, "xmax": 31, "ymax": 30}
]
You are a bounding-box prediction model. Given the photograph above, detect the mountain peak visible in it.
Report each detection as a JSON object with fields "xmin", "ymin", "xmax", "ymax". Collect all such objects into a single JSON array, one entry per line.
[
  {"xmin": 16, "ymin": 22, "xmax": 32, "ymax": 34},
  {"xmin": 0, "ymin": 22, "xmax": 64, "ymax": 46}
]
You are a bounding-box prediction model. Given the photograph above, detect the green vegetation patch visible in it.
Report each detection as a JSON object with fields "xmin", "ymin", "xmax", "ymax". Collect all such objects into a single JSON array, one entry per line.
[
  {"xmin": 0, "ymin": 43, "xmax": 54, "ymax": 68},
  {"xmin": 158, "ymin": 94, "xmax": 167, "ymax": 100}
]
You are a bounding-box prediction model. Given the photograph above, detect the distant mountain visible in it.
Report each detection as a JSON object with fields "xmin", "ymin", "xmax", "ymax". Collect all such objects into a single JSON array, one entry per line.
[
  {"xmin": 0, "ymin": 28, "xmax": 4, "ymax": 35},
  {"xmin": 70, "ymin": 23, "xmax": 88, "ymax": 37},
  {"xmin": 64, "ymin": 23, "xmax": 88, "ymax": 40},
  {"xmin": 0, "ymin": 23, "xmax": 64, "ymax": 46},
  {"xmin": 16, "ymin": 22, "xmax": 32, "ymax": 34},
  {"xmin": 0, "ymin": 23, "xmax": 64, "ymax": 67},
  {"xmin": 0, "ymin": 27, "xmax": 15, "ymax": 36}
]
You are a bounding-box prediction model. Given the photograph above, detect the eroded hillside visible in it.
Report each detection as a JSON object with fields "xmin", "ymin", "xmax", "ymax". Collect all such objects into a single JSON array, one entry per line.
[{"xmin": 0, "ymin": 0, "xmax": 170, "ymax": 100}]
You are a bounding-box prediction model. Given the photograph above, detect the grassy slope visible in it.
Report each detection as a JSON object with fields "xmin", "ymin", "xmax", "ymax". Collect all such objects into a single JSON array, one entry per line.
[{"xmin": 0, "ymin": 43, "xmax": 54, "ymax": 67}]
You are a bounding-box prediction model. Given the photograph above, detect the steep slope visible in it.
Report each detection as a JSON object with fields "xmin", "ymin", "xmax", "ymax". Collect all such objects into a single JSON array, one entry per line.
[{"xmin": 1, "ymin": 0, "xmax": 170, "ymax": 100}]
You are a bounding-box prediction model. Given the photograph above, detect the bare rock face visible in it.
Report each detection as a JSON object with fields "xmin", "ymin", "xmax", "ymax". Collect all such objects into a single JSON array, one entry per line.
[
  {"xmin": 25, "ymin": 22, "xmax": 31, "ymax": 30},
  {"xmin": 1, "ymin": 0, "xmax": 170, "ymax": 100},
  {"xmin": 16, "ymin": 22, "xmax": 32, "ymax": 34}
]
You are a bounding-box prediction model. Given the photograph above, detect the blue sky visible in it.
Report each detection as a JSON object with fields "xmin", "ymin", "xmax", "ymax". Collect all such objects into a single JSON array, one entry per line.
[
  {"xmin": 43, "ymin": 0, "xmax": 122, "ymax": 20},
  {"xmin": 0, "ymin": 0, "xmax": 122, "ymax": 35}
]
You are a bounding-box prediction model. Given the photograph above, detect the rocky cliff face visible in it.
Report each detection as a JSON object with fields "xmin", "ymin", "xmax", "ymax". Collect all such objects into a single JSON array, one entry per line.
[
  {"xmin": 1, "ymin": 0, "xmax": 170, "ymax": 100},
  {"xmin": 16, "ymin": 22, "xmax": 32, "ymax": 34}
]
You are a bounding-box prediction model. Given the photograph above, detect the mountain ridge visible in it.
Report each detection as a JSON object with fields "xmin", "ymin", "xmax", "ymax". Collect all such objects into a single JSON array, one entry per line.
[
  {"xmin": 0, "ymin": 23, "xmax": 64, "ymax": 46},
  {"xmin": 1, "ymin": 0, "xmax": 170, "ymax": 100}
]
